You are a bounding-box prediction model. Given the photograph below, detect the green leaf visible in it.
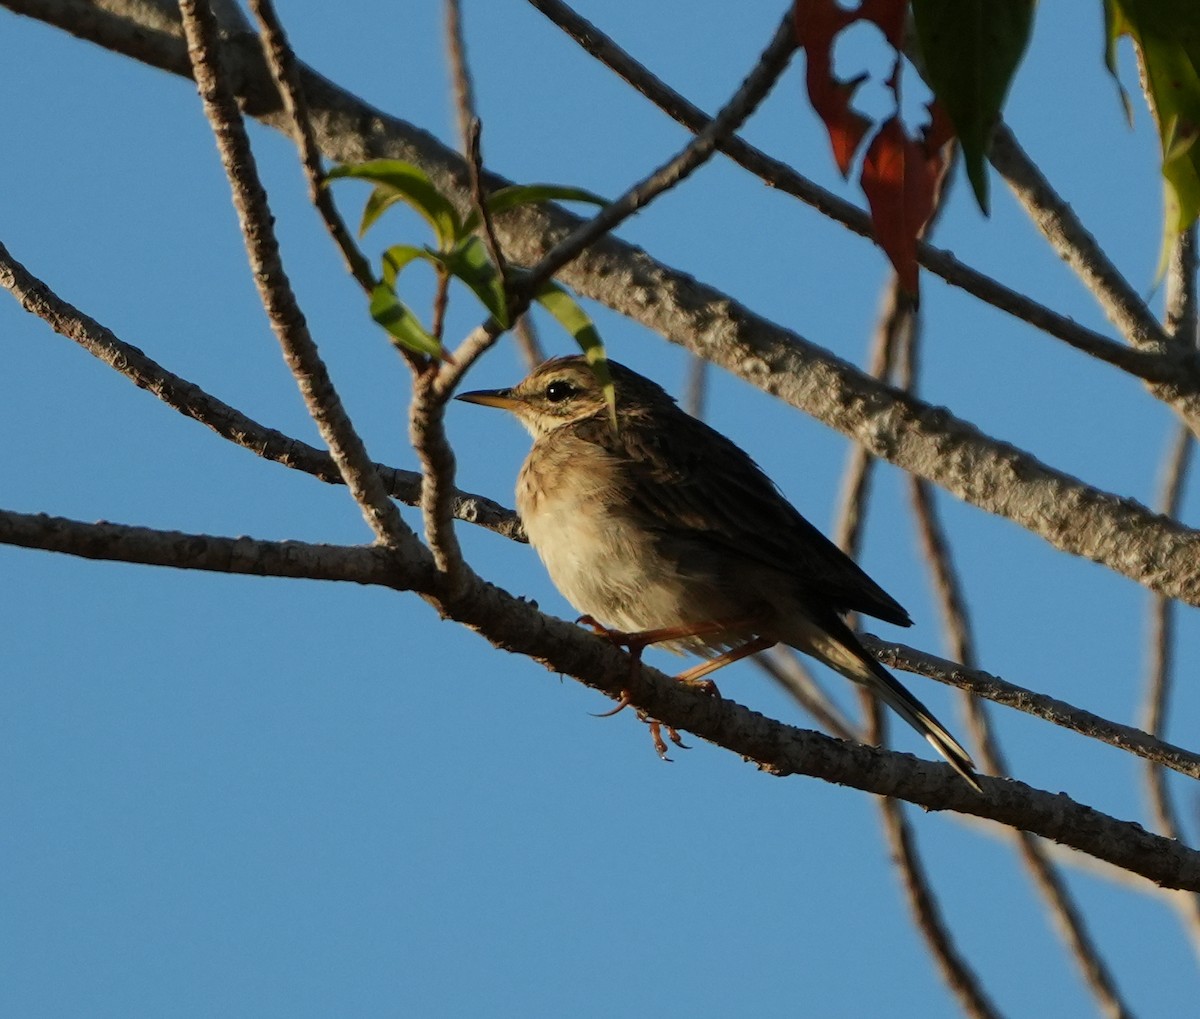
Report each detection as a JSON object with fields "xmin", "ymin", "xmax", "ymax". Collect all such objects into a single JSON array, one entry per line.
[
  {"xmin": 327, "ymin": 160, "xmax": 462, "ymax": 249},
  {"xmin": 461, "ymin": 183, "xmax": 608, "ymax": 235},
  {"xmin": 443, "ymin": 237, "xmax": 510, "ymax": 327},
  {"xmin": 912, "ymin": 0, "xmax": 1035, "ymax": 214},
  {"xmin": 380, "ymin": 244, "xmax": 436, "ymax": 288},
  {"xmin": 532, "ymin": 282, "xmax": 616, "ymax": 431},
  {"xmin": 369, "ymin": 282, "xmax": 444, "ymax": 359},
  {"xmin": 1106, "ymin": 0, "xmax": 1200, "ymax": 274}
]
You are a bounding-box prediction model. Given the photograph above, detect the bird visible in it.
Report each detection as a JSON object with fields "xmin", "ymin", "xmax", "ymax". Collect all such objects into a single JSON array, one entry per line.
[{"xmin": 457, "ymin": 355, "xmax": 980, "ymax": 791}]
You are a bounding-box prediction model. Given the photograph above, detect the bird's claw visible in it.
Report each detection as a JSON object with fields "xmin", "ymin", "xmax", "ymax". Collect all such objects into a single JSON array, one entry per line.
[
  {"xmin": 578, "ymin": 615, "xmax": 699, "ymax": 761},
  {"xmin": 646, "ymin": 717, "xmax": 689, "ymax": 760},
  {"xmin": 590, "ymin": 690, "xmax": 634, "ymax": 718}
]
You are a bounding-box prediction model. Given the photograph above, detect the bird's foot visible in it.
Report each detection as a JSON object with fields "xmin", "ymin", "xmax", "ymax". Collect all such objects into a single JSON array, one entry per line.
[
  {"xmin": 576, "ymin": 615, "xmax": 713, "ymax": 761},
  {"xmin": 639, "ymin": 709, "xmax": 690, "ymax": 760},
  {"xmin": 591, "ymin": 694, "xmax": 688, "ymax": 760}
]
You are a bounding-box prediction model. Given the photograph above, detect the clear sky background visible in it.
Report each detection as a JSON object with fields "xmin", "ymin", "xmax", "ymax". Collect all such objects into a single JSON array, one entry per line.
[{"xmin": 2, "ymin": 1, "xmax": 1197, "ymax": 1016}]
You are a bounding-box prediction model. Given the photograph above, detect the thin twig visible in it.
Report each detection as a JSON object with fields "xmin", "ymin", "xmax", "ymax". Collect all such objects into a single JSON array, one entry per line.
[
  {"xmin": 446, "ymin": 1, "xmax": 509, "ymax": 293},
  {"xmin": 1143, "ymin": 426, "xmax": 1192, "ymax": 835},
  {"xmin": 246, "ymin": 0, "xmax": 375, "ymax": 294},
  {"xmin": 866, "ymin": 637, "xmax": 1200, "ymax": 781},
  {"xmin": 431, "ymin": 267, "xmax": 451, "ymax": 341},
  {"xmin": 177, "ymin": 0, "xmax": 419, "ymax": 551},
  {"xmin": 516, "ymin": 7, "xmax": 799, "ymax": 300},
  {"xmin": 468, "ymin": 119, "xmax": 510, "ymax": 292},
  {"xmin": 444, "ymin": 0, "xmax": 475, "ymax": 158},
  {"xmin": 754, "ymin": 649, "xmax": 860, "ymax": 743},
  {"xmin": 877, "ymin": 773, "xmax": 1003, "ymax": 1019},
  {"xmin": 1142, "ymin": 225, "xmax": 1200, "ymax": 955},
  {"xmin": 1165, "ymin": 227, "xmax": 1198, "ymax": 351},
  {"xmin": 832, "ymin": 285, "xmax": 909, "ymax": 554},
  {"xmin": 524, "ymin": 0, "xmax": 1198, "ymax": 389}
]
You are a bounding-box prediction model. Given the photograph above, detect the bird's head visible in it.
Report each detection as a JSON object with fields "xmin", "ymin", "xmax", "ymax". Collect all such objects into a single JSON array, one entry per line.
[{"xmin": 456, "ymin": 355, "xmax": 672, "ymax": 438}]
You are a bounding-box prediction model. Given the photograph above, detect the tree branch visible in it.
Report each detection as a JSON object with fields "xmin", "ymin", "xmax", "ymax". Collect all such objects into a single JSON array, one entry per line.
[
  {"xmin": 906, "ymin": 418, "xmax": 1132, "ymax": 1017},
  {"xmin": 246, "ymin": 0, "xmax": 375, "ymax": 293},
  {"xmin": 867, "ymin": 638, "xmax": 1200, "ymax": 781},
  {"xmin": 989, "ymin": 124, "xmax": 1200, "ymax": 440},
  {"xmin": 178, "ymin": 0, "xmax": 419, "ymax": 551}
]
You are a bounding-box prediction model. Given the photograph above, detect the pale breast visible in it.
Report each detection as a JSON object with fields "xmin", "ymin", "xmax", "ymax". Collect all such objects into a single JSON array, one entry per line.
[{"xmin": 516, "ymin": 435, "xmax": 745, "ymax": 646}]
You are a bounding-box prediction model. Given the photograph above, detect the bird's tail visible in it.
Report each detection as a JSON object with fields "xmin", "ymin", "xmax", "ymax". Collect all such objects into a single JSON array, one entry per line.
[{"xmin": 790, "ymin": 619, "xmax": 982, "ymax": 793}]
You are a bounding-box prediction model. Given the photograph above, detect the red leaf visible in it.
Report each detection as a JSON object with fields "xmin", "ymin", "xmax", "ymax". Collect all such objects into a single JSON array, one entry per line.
[
  {"xmin": 860, "ymin": 115, "xmax": 948, "ymax": 294},
  {"xmin": 793, "ymin": 0, "xmax": 955, "ymax": 291},
  {"xmin": 859, "ymin": 0, "xmax": 907, "ymax": 48},
  {"xmin": 793, "ymin": 0, "xmax": 872, "ymax": 176}
]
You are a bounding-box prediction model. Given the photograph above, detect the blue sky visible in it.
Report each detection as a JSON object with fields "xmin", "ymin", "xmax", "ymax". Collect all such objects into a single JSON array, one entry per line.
[{"xmin": 2, "ymin": 1, "xmax": 1197, "ymax": 1016}]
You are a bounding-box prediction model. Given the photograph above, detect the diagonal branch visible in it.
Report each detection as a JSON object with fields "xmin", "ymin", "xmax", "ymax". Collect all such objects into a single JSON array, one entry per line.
[
  {"xmin": 989, "ymin": 124, "xmax": 1200, "ymax": 439},
  {"xmin": 246, "ymin": 0, "xmax": 375, "ymax": 293},
  {"xmin": 867, "ymin": 638, "xmax": 1200, "ymax": 781},
  {"xmin": 177, "ymin": 0, "xmax": 419, "ymax": 552},
  {"xmin": 516, "ymin": 8, "xmax": 798, "ymax": 300},
  {"xmin": 989, "ymin": 124, "xmax": 1167, "ymax": 353},
  {"xmin": 435, "ymin": 6, "xmax": 800, "ymax": 398}
]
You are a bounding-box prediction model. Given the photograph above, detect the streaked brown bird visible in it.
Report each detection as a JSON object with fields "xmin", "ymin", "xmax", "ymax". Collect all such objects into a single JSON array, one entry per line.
[{"xmin": 458, "ymin": 356, "xmax": 979, "ymax": 791}]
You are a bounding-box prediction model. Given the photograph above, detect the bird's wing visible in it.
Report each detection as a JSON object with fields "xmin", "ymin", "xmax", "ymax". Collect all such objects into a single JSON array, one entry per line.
[{"xmin": 577, "ymin": 409, "xmax": 912, "ymax": 627}]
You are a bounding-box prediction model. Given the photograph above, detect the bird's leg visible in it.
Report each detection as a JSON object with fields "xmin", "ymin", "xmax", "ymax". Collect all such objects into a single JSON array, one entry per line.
[
  {"xmin": 674, "ymin": 636, "xmax": 775, "ymax": 685},
  {"xmin": 578, "ymin": 615, "xmax": 767, "ymax": 760},
  {"xmin": 578, "ymin": 613, "xmax": 765, "ymax": 697}
]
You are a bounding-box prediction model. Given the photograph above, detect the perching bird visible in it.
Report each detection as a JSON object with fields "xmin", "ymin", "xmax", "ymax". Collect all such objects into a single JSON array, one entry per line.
[{"xmin": 458, "ymin": 356, "xmax": 980, "ymax": 791}]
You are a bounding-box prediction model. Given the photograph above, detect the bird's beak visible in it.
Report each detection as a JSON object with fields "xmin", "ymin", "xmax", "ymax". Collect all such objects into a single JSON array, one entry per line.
[{"xmin": 456, "ymin": 388, "xmax": 522, "ymax": 411}]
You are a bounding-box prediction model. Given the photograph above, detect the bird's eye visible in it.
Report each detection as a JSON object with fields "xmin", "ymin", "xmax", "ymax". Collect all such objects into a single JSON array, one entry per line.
[{"xmin": 544, "ymin": 380, "xmax": 577, "ymax": 403}]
